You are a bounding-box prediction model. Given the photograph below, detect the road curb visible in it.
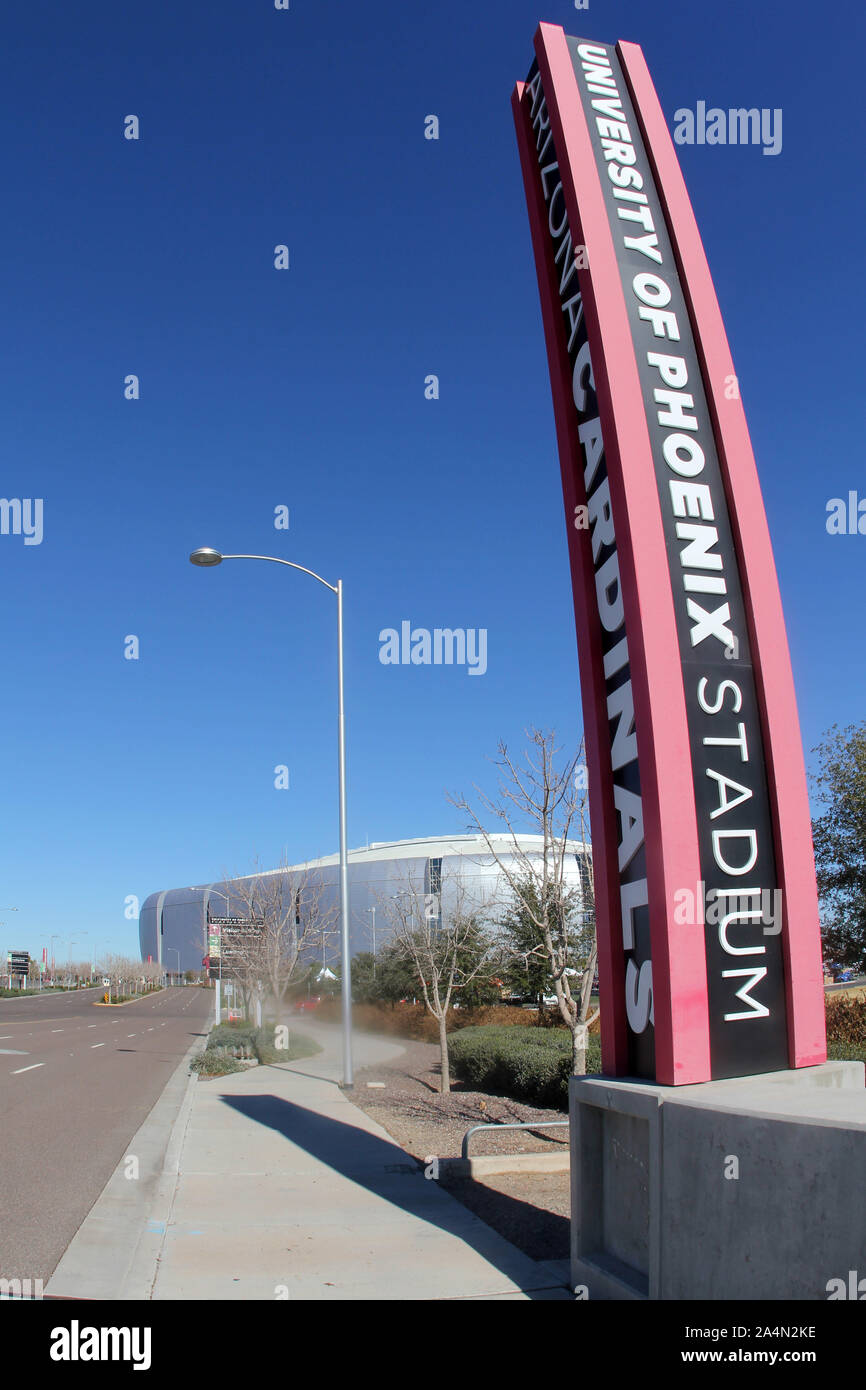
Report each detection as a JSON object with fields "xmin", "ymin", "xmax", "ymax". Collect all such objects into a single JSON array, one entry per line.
[
  {"xmin": 121, "ymin": 1055, "xmax": 201, "ymax": 1299},
  {"xmin": 92, "ymin": 989, "xmax": 168, "ymax": 1008},
  {"xmin": 44, "ymin": 1030, "xmax": 206, "ymax": 1300}
]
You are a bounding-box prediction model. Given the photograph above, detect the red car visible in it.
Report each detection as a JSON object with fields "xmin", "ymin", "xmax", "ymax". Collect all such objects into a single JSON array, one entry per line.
[{"xmin": 295, "ymin": 996, "xmax": 321, "ymax": 1012}]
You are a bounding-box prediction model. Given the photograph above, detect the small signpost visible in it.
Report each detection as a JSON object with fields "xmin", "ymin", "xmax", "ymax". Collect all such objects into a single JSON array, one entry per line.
[
  {"xmin": 207, "ymin": 916, "xmax": 263, "ymax": 978},
  {"xmin": 9, "ymin": 951, "xmax": 29, "ymax": 988}
]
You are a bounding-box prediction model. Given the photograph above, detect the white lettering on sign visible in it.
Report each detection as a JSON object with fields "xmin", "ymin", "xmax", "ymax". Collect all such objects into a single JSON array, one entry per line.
[{"xmin": 525, "ymin": 65, "xmax": 651, "ymax": 1041}]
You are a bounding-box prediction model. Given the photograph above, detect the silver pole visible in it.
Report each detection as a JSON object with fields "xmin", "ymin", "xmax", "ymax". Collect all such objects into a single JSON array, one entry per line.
[
  {"xmin": 337, "ymin": 579, "xmax": 353, "ymax": 1088},
  {"xmin": 188, "ymin": 549, "xmax": 354, "ymax": 1087}
]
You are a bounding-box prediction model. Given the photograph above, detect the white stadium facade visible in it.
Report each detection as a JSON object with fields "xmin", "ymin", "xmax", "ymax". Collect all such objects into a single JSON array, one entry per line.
[{"xmin": 138, "ymin": 833, "xmax": 592, "ymax": 974}]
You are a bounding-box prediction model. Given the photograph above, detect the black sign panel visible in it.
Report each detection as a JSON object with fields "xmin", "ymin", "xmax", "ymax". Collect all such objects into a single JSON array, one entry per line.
[{"xmin": 566, "ymin": 39, "xmax": 788, "ymax": 1076}]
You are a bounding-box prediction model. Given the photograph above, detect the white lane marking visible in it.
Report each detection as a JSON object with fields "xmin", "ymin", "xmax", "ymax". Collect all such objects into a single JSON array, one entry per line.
[
  {"xmin": 91, "ymin": 1043, "xmax": 105, "ymax": 1049},
  {"xmin": 87, "ymin": 1024, "xmax": 97, "ymax": 1029},
  {"xmin": 0, "ymin": 1036, "xmax": 12, "ymax": 1040},
  {"xmin": 0, "ymin": 1049, "xmax": 29, "ymax": 1055},
  {"xmin": 52, "ymin": 1029, "xmax": 64, "ymax": 1033},
  {"xmin": 12, "ymin": 1064, "xmax": 45, "ymax": 1074},
  {"xmin": 127, "ymin": 1034, "xmax": 136, "ymax": 1038}
]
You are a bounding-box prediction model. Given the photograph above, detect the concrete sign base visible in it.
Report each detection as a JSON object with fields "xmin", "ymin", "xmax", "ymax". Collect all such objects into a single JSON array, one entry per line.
[{"xmin": 569, "ymin": 1063, "xmax": 866, "ymax": 1300}]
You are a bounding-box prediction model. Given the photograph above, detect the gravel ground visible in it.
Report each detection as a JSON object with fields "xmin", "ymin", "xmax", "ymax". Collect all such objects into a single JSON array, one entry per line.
[{"xmin": 348, "ymin": 1038, "xmax": 571, "ymax": 1263}]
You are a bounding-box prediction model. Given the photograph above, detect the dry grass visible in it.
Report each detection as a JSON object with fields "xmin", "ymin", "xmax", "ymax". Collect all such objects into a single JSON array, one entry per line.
[{"xmin": 316, "ymin": 998, "xmax": 598, "ymax": 1043}]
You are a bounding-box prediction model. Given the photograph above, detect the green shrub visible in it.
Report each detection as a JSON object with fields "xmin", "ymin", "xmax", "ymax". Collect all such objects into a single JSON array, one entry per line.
[
  {"xmin": 208, "ymin": 1021, "xmax": 255, "ymax": 1047},
  {"xmin": 204, "ymin": 1022, "xmax": 322, "ymax": 1066},
  {"xmin": 207, "ymin": 1023, "xmax": 257, "ymax": 1060},
  {"xmin": 264, "ymin": 1028, "xmax": 322, "ymax": 1064},
  {"xmin": 191, "ymin": 1046, "xmax": 245, "ymax": 1076},
  {"xmin": 449, "ymin": 1025, "xmax": 601, "ymax": 1109}
]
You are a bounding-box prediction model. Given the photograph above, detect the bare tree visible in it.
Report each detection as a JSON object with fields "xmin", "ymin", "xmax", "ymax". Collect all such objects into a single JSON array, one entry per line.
[
  {"xmin": 142, "ymin": 959, "xmax": 163, "ymax": 990},
  {"xmin": 219, "ymin": 860, "xmax": 338, "ymax": 1017},
  {"xmin": 101, "ymin": 953, "xmax": 141, "ymax": 1002},
  {"xmin": 450, "ymin": 727, "xmax": 598, "ymax": 1074},
  {"xmin": 63, "ymin": 959, "xmax": 92, "ymax": 988},
  {"xmin": 381, "ymin": 870, "xmax": 500, "ymax": 1093}
]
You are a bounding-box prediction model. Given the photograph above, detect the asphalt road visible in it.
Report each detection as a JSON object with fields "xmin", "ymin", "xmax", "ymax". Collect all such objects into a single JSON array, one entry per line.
[{"xmin": 0, "ymin": 984, "xmax": 212, "ymax": 1284}]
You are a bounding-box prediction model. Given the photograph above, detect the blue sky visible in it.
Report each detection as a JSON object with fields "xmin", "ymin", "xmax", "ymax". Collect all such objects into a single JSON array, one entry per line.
[{"xmin": 0, "ymin": 0, "xmax": 862, "ymax": 964}]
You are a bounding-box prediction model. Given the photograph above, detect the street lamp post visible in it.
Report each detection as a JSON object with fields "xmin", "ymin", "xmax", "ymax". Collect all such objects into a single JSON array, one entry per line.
[{"xmin": 189, "ymin": 548, "xmax": 353, "ymax": 1088}]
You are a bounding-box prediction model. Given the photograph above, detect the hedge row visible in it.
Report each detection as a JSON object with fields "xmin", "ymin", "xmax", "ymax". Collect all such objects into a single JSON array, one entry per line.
[
  {"xmin": 827, "ymin": 1041, "xmax": 866, "ymax": 1066},
  {"xmin": 449, "ymin": 1024, "xmax": 601, "ymax": 1110},
  {"xmin": 204, "ymin": 1020, "xmax": 322, "ymax": 1066},
  {"xmin": 449, "ymin": 1007, "xmax": 866, "ymax": 1111},
  {"xmin": 825, "ymin": 995, "xmax": 866, "ymax": 1047}
]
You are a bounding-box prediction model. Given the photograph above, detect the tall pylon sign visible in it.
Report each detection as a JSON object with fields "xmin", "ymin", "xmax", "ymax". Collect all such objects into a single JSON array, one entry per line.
[{"xmin": 512, "ymin": 25, "xmax": 826, "ymax": 1084}]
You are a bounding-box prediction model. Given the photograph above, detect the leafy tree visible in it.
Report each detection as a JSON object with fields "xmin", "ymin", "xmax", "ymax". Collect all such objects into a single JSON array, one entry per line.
[
  {"xmin": 373, "ymin": 943, "xmax": 422, "ymax": 1006},
  {"xmin": 350, "ymin": 952, "xmax": 377, "ymax": 1003},
  {"xmin": 811, "ymin": 722, "xmax": 866, "ymax": 972},
  {"xmin": 349, "ymin": 945, "xmax": 419, "ymax": 1007},
  {"xmin": 499, "ymin": 876, "xmax": 566, "ymax": 1008},
  {"xmin": 452, "ymin": 920, "xmax": 505, "ymax": 1008}
]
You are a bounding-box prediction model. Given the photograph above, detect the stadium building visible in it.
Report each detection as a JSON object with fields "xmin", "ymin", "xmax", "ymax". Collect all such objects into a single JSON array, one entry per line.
[{"xmin": 139, "ymin": 834, "xmax": 591, "ymax": 974}]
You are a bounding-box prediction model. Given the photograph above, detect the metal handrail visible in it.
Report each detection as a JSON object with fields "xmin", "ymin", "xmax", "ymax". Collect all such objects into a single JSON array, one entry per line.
[{"xmin": 461, "ymin": 1119, "xmax": 569, "ymax": 1159}]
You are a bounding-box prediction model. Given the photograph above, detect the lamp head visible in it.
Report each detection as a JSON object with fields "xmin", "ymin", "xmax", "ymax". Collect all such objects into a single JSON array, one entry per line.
[{"xmin": 190, "ymin": 548, "xmax": 223, "ymax": 567}]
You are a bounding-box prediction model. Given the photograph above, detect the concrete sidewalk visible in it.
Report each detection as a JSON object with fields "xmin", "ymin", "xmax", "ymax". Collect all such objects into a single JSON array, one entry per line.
[{"xmin": 47, "ymin": 1020, "xmax": 571, "ymax": 1301}]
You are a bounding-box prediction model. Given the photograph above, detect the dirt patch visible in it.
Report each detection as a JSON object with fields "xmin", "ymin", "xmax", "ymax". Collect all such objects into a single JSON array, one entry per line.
[{"xmin": 348, "ymin": 1038, "xmax": 571, "ymax": 1263}]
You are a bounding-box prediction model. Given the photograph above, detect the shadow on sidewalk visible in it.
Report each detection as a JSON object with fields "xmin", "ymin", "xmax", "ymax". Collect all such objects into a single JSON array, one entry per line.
[
  {"xmin": 220, "ymin": 1093, "xmax": 567, "ymax": 1298},
  {"xmin": 439, "ymin": 1177, "xmax": 569, "ymax": 1263}
]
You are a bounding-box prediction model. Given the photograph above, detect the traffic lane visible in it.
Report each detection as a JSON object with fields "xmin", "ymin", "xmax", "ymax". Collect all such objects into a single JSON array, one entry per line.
[
  {"xmin": 0, "ymin": 982, "xmax": 206, "ymax": 1027},
  {"xmin": 0, "ymin": 1007, "xmax": 205, "ymax": 1084},
  {"xmin": 0, "ymin": 986, "xmax": 106, "ymax": 1025},
  {"xmin": 0, "ymin": 987, "xmax": 212, "ymax": 1282},
  {"xmin": 0, "ymin": 987, "xmax": 212, "ymax": 1284},
  {"xmin": 0, "ymin": 1011, "xmax": 146, "ymax": 1057},
  {"xmin": 0, "ymin": 985, "xmax": 211, "ymax": 1090},
  {"xmin": 0, "ymin": 984, "xmax": 207, "ymax": 1047}
]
